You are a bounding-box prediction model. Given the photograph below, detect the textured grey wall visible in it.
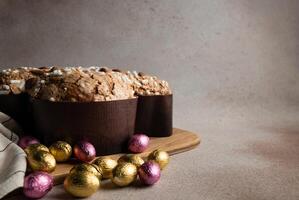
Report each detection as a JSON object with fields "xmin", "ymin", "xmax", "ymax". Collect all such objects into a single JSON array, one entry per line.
[
  {"xmin": 1, "ymin": 0, "xmax": 298, "ymax": 129},
  {"xmin": 1, "ymin": 1, "xmax": 299, "ymax": 199}
]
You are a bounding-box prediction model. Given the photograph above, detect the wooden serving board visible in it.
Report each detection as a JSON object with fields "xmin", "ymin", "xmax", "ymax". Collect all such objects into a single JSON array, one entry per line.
[{"xmin": 52, "ymin": 128, "xmax": 200, "ymax": 185}]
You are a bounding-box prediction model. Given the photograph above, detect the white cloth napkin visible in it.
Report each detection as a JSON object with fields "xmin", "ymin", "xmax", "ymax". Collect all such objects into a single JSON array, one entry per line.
[{"xmin": 0, "ymin": 113, "xmax": 26, "ymax": 199}]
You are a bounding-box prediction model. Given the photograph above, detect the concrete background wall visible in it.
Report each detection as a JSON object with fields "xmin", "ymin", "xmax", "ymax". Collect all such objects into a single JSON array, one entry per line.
[
  {"xmin": 1, "ymin": 1, "xmax": 299, "ymax": 199},
  {"xmin": 0, "ymin": 0, "xmax": 299, "ymax": 128}
]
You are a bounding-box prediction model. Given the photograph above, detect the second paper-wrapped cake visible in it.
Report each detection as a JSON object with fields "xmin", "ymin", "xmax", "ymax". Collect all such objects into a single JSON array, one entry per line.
[{"xmin": 0, "ymin": 66, "xmax": 172, "ymax": 155}]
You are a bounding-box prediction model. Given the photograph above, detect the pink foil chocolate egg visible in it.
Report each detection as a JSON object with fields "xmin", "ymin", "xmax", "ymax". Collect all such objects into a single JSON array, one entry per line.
[
  {"xmin": 74, "ymin": 141, "xmax": 96, "ymax": 162},
  {"xmin": 138, "ymin": 161, "xmax": 161, "ymax": 185},
  {"xmin": 23, "ymin": 171, "xmax": 53, "ymax": 199},
  {"xmin": 18, "ymin": 136, "xmax": 40, "ymax": 149},
  {"xmin": 128, "ymin": 134, "xmax": 149, "ymax": 153}
]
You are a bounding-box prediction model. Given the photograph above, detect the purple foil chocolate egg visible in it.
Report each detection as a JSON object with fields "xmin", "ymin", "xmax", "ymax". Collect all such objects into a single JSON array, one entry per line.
[
  {"xmin": 128, "ymin": 134, "xmax": 149, "ymax": 153},
  {"xmin": 74, "ymin": 141, "xmax": 96, "ymax": 162},
  {"xmin": 23, "ymin": 171, "xmax": 53, "ymax": 199},
  {"xmin": 18, "ymin": 136, "xmax": 40, "ymax": 149},
  {"xmin": 138, "ymin": 161, "xmax": 161, "ymax": 185}
]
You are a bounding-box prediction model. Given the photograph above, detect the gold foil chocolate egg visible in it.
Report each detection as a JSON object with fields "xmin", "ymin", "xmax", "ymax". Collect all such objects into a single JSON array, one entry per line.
[
  {"xmin": 70, "ymin": 163, "xmax": 102, "ymax": 180},
  {"xmin": 93, "ymin": 157, "xmax": 117, "ymax": 179},
  {"xmin": 118, "ymin": 154, "xmax": 144, "ymax": 168},
  {"xmin": 148, "ymin": 149, "xmax": 169, "ymax": 170},
  {"xmin": 49, "ymin": 141, "xmax": 72, "ymax": 162},
  {"xmin": 27, "ymin": 150, "xmax": 56, "ymax": 172},
  {"xmin": 111, "ymin": 162, "xmax": 137, "ymax": 187},
  {"xmin": 64, "ymin": 171, "xmax": 100, "ymax": 198},
  {"xmin": 25, "ymin": 143, "xmax": 49, "ymax": 155}
]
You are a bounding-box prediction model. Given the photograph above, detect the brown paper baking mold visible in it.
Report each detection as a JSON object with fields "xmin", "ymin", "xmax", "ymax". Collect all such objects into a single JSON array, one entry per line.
[
  {"xmin": 30, "ymin": 98, "xmax": 138, "ymax": 155},
  {"xmin": 0, "ymin": 94, "xmax": 173, "ymax": 155},
  {"xmin": 0, "ymin": 94, "xmax": 33, "ymax": 135},
  {"xmin": 135, "ymin": 94, "xmax": 173, "ymax": 137}
]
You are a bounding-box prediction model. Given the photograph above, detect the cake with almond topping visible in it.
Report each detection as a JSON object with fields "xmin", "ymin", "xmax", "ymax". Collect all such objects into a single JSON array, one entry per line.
[
  {"xmin": 0, "ymin": 66, "xmax": 171, "ymax": 101},
  {"xmin": 0, "ymin": 66, "xmax": 172, "ymax": 155}
]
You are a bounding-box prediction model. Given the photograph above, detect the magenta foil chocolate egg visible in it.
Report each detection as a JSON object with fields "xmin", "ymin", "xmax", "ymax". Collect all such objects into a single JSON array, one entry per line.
[
  {"xmin": 23, "ymin": 171, "xmax": 54, "ymax": 199},
  {"xmin": 138, "ymin": 161, "xmax": 161, "ymax": 185},
  {"xmin": 128, "ymin": 134, "xmax": 149, "ymax": 153},
  {"xmin": 74, "ymin": 141, "xmax": 96, "ymax": 162},
  {"xmin": 18, "ymin": 136, "xmax": 40, "ymax": 149}
]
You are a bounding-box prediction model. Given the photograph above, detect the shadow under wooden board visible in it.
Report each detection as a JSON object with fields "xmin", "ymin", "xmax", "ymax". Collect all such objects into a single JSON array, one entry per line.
[{"xmin": 52, "ymin": 128, "xmax": 200, "ymax": 185}]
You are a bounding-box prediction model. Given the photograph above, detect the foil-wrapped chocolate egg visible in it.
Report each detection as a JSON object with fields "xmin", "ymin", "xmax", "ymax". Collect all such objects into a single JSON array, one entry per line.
[
  {"xmin": 111, "ymin": 162, "xmax": 137, "ymax": 187},
  {"xmin": 70, "ymin": 163, "xmax": 102, "ymax": 180},
  {"xmin": 49, "ymin": 141, "xmax": 72, "ymax": 162},
  {"xmin": 74, "ymin": 141, "xmax": 96, "ymax": 162},
  {"xmin": 18, "ymin": 136, "xmax": 40, "ymax": 149},
  {"xmin": 64, "ymin": 171, "xmax": 100, "ymax": 198},
  {"xmin": 128, "ymin": 134, "xmax": 149, "ymax": 153},
  {"xmin": 23, "ymin": 171, "xmax": 53, "ymax": 199},
  {"xmin": 24, "ymin": 143, "xmax": 49, "ymax": 155},
  {"xmin": 138, "ymin": 161, "xmax": 161, "ymax": 185},
  {"xmin": 27, "ymin": 150, "xmax": 56, "ymax": 172},
  {"xmin": 148, "ymin": 149, "xmax": 169, "ymax": 170},
  {"xmin": 118, "ymin": 154, "xmax": 144, "ymax": 168},
  {"xmin": 93, "ymin": 157, "xmax": 117, "ymax": 179}
]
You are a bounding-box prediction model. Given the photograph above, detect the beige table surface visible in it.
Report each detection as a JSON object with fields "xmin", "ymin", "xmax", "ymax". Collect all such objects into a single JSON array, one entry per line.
[
  {"xmin": 1, "ymin": 0, "xmax": 299, "ymax": 199},
  {"xmin": 6, "ymin": 112, "xmax": 299, "ymax": 200}
]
